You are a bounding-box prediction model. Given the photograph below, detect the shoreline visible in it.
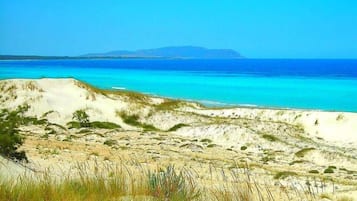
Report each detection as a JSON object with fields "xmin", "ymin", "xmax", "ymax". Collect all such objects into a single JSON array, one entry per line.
[
  {"xmin": 110, "ymin": 83, "xmax": 357, "ymax": 113},
  {"xmin": 2, "ymin": 77, "xmax": 357, "ymax": 113}
]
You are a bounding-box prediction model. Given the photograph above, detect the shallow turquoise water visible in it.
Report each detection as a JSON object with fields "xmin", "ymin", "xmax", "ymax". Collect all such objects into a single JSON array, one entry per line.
[{"xmin": 1, "ymin": 59, "xmax": 357, "ymax": 112}]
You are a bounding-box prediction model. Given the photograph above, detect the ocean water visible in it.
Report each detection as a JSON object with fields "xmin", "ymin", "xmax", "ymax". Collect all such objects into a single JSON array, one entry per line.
[{"xmin": 1, "ymin": 59, "xmax": 357, "ymax": 112}]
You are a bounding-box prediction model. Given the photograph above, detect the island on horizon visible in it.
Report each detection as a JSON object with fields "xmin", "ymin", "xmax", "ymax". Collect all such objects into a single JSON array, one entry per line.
[{"xmin": 0, "ymin": 46, "xmax": 243, "ymax": 60}]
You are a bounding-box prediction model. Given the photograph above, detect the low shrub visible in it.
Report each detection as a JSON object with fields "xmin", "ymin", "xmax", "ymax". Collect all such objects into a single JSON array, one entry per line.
[
  {"xmin": 67, "ymin": 121, "xmax": 120, "ymax": 129},
  {"xmin": 67, "ymin": 121, "xmax": 81, "ymax": 129},
  {"xmin": 104, "ymin": 139, "xmax": 118, "ymax": 146},
  {"xmin": 273, "ymin": 171, "xmax": 297, "ymax": 179},
  {"xmin": 118, "ymin": 111, "xmax": 158, "ymax": 131},
  {"xmin": 0, "ymin": 105, "xmax": 29, "ymax": 162},
  {"xmin": 295, "ymin": 147, "xmax": 315, "ymax": 157},
  {"xmin": 72, "ymin": 110, "xmax": 90, "ymax": 127},
  {"xmin": 90, "ymin": 121, "xmax": 121, "ymax": 129},
  {"xmin": 207, "ymin": 144, "xmax": 216, "ymax": 148},
  {"xmin": 262, "ymin": 134, "xmax": 278, "ymax": 142},
  {"xmin": 324, "ymin": 168, "xmax": 334, "ymax": 174},
  {"xmin": 167, "ymin": 123, "xmax": 188, "ymax": 132},
  {"xmin": 308, "ymin": 170, "xmax": 319, "ymax": 174},
  {"xmin": 148, "ymin": 165, "xmax": 200, "ymax": 200},
  {"xmin": 200, "ymin": 138, "xmax": 212, "ymax": 143}
]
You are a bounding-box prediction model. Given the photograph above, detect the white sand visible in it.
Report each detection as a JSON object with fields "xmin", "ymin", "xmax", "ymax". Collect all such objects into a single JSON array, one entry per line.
[{"xmin": 1, "ymin": 78, "xmax": 357, "ymax": 199}]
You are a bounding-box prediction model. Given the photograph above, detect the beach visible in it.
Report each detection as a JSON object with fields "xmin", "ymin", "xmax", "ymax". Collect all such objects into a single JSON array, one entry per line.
[{"xmin": 1, "ymin": 78, "xmax": 357, "ymax": 200}]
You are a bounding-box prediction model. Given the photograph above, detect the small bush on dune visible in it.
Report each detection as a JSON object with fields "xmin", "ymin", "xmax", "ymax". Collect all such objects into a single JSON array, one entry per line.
[
  {"xmin": 148, "ymin": 165, "xmax": 200, "ymax": 201},
  {"xmin": 240, "ymin": 146, "xmax": 247, "ymax": 150},
  {"xmin": 72, "ymin": 110, "xmax": 90, "ymax": 127},
  {"xmin": 118, "ymin": 112, "xmax": 141, "ymax": 126},
  {"xmin": 69, "ymin": 110, "xmax": 121, "ymax": 129},
  {"xmin": 324, "ymin": 168, "xmax": 334, "ymax": 174},
  {"xmin": 308, "ymin": 170, "xmax": 319, "ymax": 174},
  {"xmin": 0, "ymin": 105, "xmax": 29, "ymax": 162},
  {"xmin": 103, "ymin": 139, "xmax": 117, "ymax": 146}
]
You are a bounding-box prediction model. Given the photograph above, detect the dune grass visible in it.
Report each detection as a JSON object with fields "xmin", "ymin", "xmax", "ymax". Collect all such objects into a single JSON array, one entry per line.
[
  {"xmin": 117, "ymin": 111, "xmax": 159, "ymax": 131},
  {"xmin": 295, "ymin": 147, "xmax": 315, "ymax": 157},
  {"xmin": 167, "ymin": 123, "xmax": 189, "ymax": 132},
  {"xmin": 67, "ymin": 121, "xmax": 121, "ymax": 129},
  {"xmin": 0, "ymin": 160, "xmax": 324, "ymax": 201},
  {"xmin": 0, "ymin": 163, "xmax": 200, "ymax": 201},
  {"xmin": 75, "ymin": 80, "xmax": 150, "ymax": 103}
]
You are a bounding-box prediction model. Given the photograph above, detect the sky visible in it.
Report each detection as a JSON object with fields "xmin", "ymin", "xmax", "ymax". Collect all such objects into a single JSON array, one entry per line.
[{"xmin": 0, "ymin": 0, "xmax": 356, "ymax": 58}]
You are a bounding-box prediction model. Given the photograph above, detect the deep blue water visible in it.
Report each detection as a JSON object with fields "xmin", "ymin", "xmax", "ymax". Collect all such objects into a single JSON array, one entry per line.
[{"xmin": 1, "ymin": 59, "xmax": 357, "ymax": 112}]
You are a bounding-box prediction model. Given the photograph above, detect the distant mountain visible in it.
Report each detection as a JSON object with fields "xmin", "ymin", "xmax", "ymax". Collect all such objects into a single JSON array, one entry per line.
[{"xmin": 82, "ymin": 46, "xmax": 243, "ymax": 59}]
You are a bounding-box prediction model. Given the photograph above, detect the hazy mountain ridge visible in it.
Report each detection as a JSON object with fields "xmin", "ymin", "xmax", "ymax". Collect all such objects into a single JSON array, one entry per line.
[{"xmin": 83, "ymin": 46, "xmax": 243, "ymax": 58}]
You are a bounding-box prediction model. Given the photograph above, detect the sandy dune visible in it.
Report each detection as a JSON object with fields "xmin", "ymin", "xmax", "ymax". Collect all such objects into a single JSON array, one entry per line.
[{"xmin": 1, "ymin": 78, "xmax": 357, "ymax": 200}]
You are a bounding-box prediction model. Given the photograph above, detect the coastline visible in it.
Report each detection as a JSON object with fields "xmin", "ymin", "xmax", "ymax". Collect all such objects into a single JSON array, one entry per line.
[{"xmin": 2, "ymin": 59, "xmax": 357, "ymax": 112}]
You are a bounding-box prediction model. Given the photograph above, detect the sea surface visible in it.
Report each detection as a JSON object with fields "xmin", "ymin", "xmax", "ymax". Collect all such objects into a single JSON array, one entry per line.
[{"xmin": 1, "ymin": 59, "xmax": 357, "ymax": 112}]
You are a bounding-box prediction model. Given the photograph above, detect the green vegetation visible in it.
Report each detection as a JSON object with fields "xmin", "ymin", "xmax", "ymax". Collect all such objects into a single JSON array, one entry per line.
[
  {"xmin": 66, "ymin": 121, "xmax": 81, "ymax": 129},
  {"xmin": 336, "ymin": 114, "xmax": 344, "ymax": 121},
  {"xmin": 240, "ymin": 146, "xmax": 247, "ymax": 150},
  {"xmin": 41, "ymin": 110, "xmax": 55, "ymax": 118},
  {"xmin": 90, "ymin": 121, "xmax": 121, "ymax": 129},
  {"xmin": 289, "ymin": 160, "xmax": 305, "ymax": 165},
  {"xmin": 119, "ymin": 112, "xmax": 140, "ymax": 126},
  {"xmin": 155, "ymin": 100, "xmax": 182, "ymax": 111},
  {"xmin": 148, "ymin": 165, "xmax": 200, "ymax": 200},
  {"xmin": 75, "ymin": 80, "xmax": 149, "ymax": 102},
  {"xmin": 167, "ymin": 123, "xmax": 188, "ymax": 132},
  {"xmin": 200, "ymin": 138, "xmax": 212, "ymax": 143},
  {"xmin": 0, "ymin": 105, "xmax": 33, "ymax": 162},
  {"xmin": 261, "ymin": 156, "xmax": 274, "ymax": 163},
  {"xmin": 273, "ymin": 171, "xmax": 297, "ymax": 179},
  {"xmin": 323, "ymin": 168, "xmax": 334, "ymax": 174},
  {"xmin": 308, "ymin": 170, "xmax": 319, "ymax": 174},
  {"xmin": 141, "ymin": 124, "xmax": 158, "ymax": 131},
  {"xmin": 103, "ymin": 139, "xmax": 118, "ymax": 146},
  {"xmin": 76, "ymin": 128, "xmax": 91, "ymax": 134},
  {"xmin": 262, "ymin": 134, "xmax": 278, "ymax": 142},
  {"xmin": 207, "ymin": 144, "xmax": 216, "ymax": 148},
  {"xmin": 67, "ymin": 120, "xmax": 121, "ymax": 129},
  {"xmin": 0, "ymin": 159, "xmax": 322, "ymax": 201},
  {"xmin": 68, "ymin": 110, "xmax": 121, "ymax": 129},
  {"xmin": 63, "ymin": 135, "xmax": 73, "ymax": 142},
  {"xmin": 295, "ymin": 147, "xmax": 315, "ymax": 157},
  {"xmin": 72, "ymin": 110, "xmax": 90, "ymax": 127},
  {"xmin": 117, "ymin": 111, "xmax": 158, "ymax": 131},
  {"xmin": 314, "ymin": 119, "xmax": 319, "ymax": 126},
  {"xmin": 0, "ymin": 164, "xmax": 202, "ymax": 201}
]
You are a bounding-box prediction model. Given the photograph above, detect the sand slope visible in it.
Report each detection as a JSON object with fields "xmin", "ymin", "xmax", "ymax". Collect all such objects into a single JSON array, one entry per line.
[{"xmin": 1, "ymin": 78, "xmax": 357, "ymax": 199}]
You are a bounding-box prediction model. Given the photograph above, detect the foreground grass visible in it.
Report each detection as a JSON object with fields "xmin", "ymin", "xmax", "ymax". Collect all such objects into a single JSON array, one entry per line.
[
  {"xmin": 0, "ymin": 161, "xmax": 330, "ymax": 201},
  {"xmin": 0, "ymin": 163, "xmax": 200, "ymax": 201}
]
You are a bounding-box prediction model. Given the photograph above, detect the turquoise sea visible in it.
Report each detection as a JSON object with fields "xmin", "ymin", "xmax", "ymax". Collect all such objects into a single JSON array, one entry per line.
[{"xmin": 1, "ymin": 59, "xmax": 357, "ymax": 112}]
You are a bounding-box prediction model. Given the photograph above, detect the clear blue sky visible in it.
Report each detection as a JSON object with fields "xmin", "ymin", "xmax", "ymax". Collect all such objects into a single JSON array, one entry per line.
[{"xmin": 0, "ymin": 0, "xmax": 356, "ymax": 58}]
